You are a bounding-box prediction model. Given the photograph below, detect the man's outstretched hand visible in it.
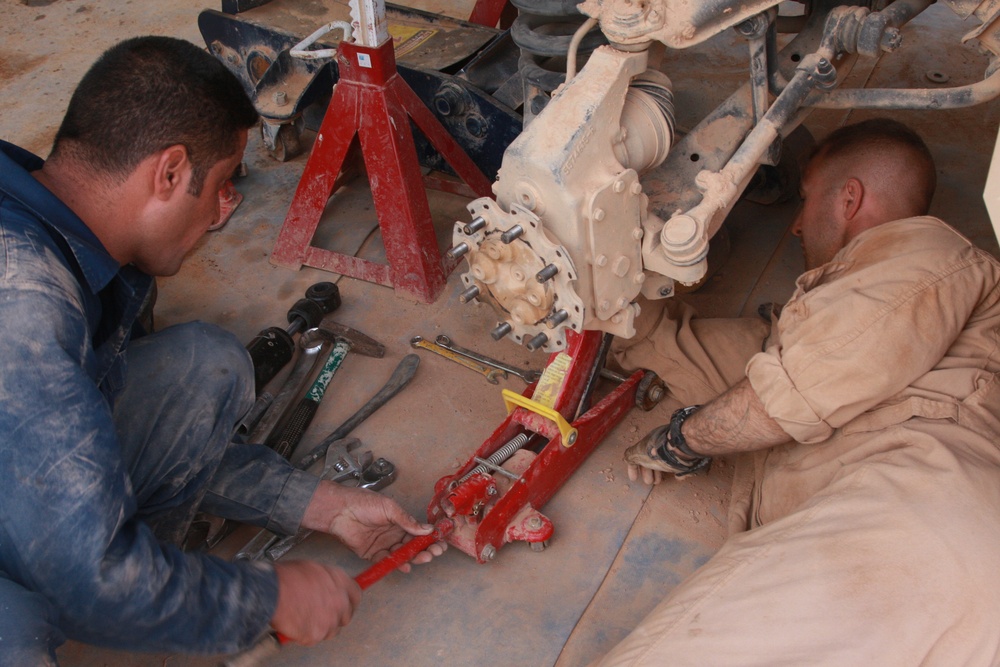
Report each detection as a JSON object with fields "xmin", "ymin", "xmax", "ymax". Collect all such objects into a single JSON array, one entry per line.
[
  {"xmin": 301, "ymin": 481, "xmax": 447, "ymax": 571},
  {"xmin": 625, "ymin": 423, "xmax": 715, "ymax": 485},
  {"xmin": 623, "ymin": 425, "xmax": 674, "ymax": 485}
]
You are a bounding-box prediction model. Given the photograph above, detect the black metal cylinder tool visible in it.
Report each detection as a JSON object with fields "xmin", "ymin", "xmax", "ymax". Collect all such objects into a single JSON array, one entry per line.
[{"xmin": 246, "ymin": 282, "xmax": 341, "ymax": 393}]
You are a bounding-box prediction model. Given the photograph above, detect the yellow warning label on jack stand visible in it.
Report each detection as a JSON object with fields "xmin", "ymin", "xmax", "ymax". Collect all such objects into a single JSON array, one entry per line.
[{"xmin": 531, "ymin": 352, "xmax": 572, "ymax": 409}]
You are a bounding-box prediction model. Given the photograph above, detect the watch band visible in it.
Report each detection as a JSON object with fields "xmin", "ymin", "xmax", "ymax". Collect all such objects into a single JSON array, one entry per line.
[{"xmin": 655, "ymin": 405, "xmax": 712, "ymax": 476}]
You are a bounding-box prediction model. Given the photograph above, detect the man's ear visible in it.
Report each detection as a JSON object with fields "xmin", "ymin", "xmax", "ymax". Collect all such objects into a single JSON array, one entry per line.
[
  {"xmin": 840, "ymin": 177, "xmax": 864, "ymax": 221},
  {"xmin": 151, "ymin": 145, "xmax": 191, "ymax": 201}
]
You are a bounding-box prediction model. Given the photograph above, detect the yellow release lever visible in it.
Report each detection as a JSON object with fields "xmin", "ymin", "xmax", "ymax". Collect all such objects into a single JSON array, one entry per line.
[{"xmin": 502, "ymin": 389, "xmax": 578, "ymax": 447}]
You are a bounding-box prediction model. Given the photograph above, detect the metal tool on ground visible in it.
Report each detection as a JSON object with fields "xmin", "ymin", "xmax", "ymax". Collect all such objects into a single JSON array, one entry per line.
[
  {"xmin": 434, "ymin": 334, "xmax": 542, "ymax": 384},
  {"xmin": 188, "ymin": 328, "xmax": 340, "ymax": 552},
  {"xmin": 264, "ymin": 323, "xmax": 385, "ymax": 460},
  {"xmin": 235, "ymin": 439, "xmax": 396, "ymax": 562},
  {"xmin": 204, "ymin": 328, "xmax": 391, "ymax": 553},
  {"xmin": 410, "ymin": 335, "xmax": 506, "ymax": 384},
  {"xmin": 246, "ymin": 328, "xmax": 335, "ymax": 446},
  {"xmin": 265, "ymin": 459, "xmax": 397, "ymax": 562},
  {"xmin": 293, "ymin": 353, "xmax": 420, "ymax": 471},
  {"xmin": 234, "ymin": 355, "xmax": 420, "ymax": 560},
  {"xmin": 246, "ymin": 281, "xmax": 341, "ymax": 393}
]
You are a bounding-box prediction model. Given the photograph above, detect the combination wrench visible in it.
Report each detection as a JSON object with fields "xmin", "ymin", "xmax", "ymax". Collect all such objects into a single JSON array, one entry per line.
[
  {"xmin": 434, "ymin": 335, "xmax": 542, "ymax": 384},
  {"xmin": 410, "ymin": 335, "xmax": 506, "ymax": 384}
]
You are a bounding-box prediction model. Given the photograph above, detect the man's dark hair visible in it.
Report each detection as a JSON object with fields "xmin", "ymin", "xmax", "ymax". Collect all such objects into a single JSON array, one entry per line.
[
  {"xmin": 51, "ymin": 36, "xmax": 259, "ymax": 195},
  {"xmin": 812, "ymin": 117, "xmax": 937, "ymax": 214}
]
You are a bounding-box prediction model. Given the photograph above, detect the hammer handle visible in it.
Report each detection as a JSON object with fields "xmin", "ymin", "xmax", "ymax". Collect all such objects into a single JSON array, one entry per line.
[{"xmin": 268, "ymin": 400, "xmax": 318, "ymax": 460}]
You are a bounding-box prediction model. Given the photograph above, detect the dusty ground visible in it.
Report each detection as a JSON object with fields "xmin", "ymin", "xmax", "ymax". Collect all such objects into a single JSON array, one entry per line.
[{"xmin": 2, "ymin": 1, "xmax": 999, "ymax": 665}]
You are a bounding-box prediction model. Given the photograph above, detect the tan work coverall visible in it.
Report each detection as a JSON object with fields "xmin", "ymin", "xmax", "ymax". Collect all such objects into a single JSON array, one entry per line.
[{"xmin": 601, "ymin": 216, "xmax": 1000, "ymax": 666}]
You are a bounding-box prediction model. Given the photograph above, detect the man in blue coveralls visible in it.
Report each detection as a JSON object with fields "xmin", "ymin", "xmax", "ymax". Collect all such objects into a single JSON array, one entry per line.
[{"xmin": 0, "ymin": 36, "xmax": 441, "ymax": 664}]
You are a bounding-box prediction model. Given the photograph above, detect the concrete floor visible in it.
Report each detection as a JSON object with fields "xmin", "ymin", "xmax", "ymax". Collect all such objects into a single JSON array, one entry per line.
[{"xmin": 2, "ymin": 1, "xmax": 1000, "ymax": 665}]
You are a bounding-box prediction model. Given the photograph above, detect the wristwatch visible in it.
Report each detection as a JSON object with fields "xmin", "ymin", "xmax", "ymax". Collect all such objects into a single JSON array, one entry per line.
[{"xmin": 654, "ymin": 405, "xmax": 712, "ymax": 476}]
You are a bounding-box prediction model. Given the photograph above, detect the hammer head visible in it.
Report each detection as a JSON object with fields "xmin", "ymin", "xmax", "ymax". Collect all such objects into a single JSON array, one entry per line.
[{"xmin": 316, "ymin": 322, "xmax": 385, "ymax": 358}]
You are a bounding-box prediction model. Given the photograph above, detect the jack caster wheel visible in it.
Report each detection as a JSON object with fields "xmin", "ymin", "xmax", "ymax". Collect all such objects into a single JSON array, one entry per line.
[
  {"xmin": 529, "ymin": 540, "xmax": 549, "ymax": 552},
  {"xmin": 635, "ymin": 371, "xmax": 666, "ymax": 411},
  {"xmin": 261, "ymin": 121, "xmax": 303, "ymax": 162}
]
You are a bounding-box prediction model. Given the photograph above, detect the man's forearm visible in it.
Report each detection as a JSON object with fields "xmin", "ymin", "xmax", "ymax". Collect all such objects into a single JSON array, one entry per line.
[{"xmin": 683, "ymin": 377, "xmax": 791, "ymax": 456}]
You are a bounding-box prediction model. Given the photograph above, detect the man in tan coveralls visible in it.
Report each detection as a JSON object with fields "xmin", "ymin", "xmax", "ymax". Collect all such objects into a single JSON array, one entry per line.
[{"xmin": 599, "ymin": 118, "xmax": 1000, "ymax": 665}]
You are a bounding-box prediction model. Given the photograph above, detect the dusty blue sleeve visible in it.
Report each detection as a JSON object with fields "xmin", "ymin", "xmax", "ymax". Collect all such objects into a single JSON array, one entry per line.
[
  {"xmin": 0, "ymin": 269, "xmax": 278, "ymax": 653},
  {"xmin": 202, "ymin": 442, "xmax": 321, "ymax": 536}
]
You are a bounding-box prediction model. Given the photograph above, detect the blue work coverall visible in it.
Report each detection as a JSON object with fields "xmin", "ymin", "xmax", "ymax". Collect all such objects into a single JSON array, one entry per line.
[{"xmin": 0, "ymin": 141, "xmax": 319, "ymax": 664}]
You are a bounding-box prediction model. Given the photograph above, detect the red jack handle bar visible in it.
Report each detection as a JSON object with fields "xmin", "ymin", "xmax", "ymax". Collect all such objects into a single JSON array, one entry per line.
[{"xmin": 276, "ymin": 519, "xmax": 453, "ymax": 645}]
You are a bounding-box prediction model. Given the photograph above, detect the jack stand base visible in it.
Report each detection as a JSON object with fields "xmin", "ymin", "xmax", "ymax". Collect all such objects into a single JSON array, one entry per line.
[{"xmin": 270, "ymin": 39, "xmax": 492, "ymax": 304}]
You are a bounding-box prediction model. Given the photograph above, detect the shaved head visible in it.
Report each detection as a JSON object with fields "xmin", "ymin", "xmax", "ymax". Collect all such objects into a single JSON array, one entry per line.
[
  {"xmin": 809, "ymin": 118, "xmax": 936, "ymax": 220},
  {"xmin": 792, "ymin": 119, "xmax": 937, "ymax": 269}
]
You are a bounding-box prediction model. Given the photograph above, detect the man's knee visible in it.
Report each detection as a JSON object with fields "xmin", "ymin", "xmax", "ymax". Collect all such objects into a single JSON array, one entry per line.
[
  {"xmin": 0, "ymin": 578, "xmax": 62, "ymax": 667},
  {"xmin": 116, "ymin": 322, "xmax": 254, "ymax": 515},
  {"xmin": 129, "ymin": 321, "xmax": 254, "ymax": 417}
]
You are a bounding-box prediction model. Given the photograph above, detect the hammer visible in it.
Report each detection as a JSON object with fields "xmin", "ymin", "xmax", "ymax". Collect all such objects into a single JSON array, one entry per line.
[
  {"xmin": 247, "ymin": 282, "xmax": 342, "ymax": 394},
  {"xmin": 265, "ymin": 322, "xmax": 384, "ymax": 461}
]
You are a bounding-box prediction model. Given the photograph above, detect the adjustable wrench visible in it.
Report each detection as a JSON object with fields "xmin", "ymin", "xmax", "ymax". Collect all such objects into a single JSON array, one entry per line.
[
  {"xmin": 434, "ymin": 335, "xmax": 542, "ymax": 384},
  {"xmin": 264, "ymin": 457, "xmax": 397, "ymax": 561},
  {"xmin": 234, "ymin": 439, "xmax": 395, "ymax": 561},
  {"xmin": 410, "ymin": 335, "xmax": 506, "ymax": 384}
]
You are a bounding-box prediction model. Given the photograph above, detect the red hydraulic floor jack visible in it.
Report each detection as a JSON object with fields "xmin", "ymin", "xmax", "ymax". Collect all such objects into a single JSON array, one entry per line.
[{"xmin": 426, "ymin": 329, "xmax": 664, "ymax": 563}]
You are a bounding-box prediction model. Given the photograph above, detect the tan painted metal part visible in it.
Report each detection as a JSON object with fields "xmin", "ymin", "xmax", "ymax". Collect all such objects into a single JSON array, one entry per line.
[
  {"xmin": 454, "ymin": 45, "xmax": 675, "ymax": 350},
  {"xmin": 577, "ymin": 0, "xmax": 783, "ymax": 49}
]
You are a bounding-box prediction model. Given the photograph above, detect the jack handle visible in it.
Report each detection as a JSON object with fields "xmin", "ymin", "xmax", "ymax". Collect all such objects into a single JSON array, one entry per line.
[{"xmin": 276, "ymin": 519, "xmax": 453, "ymax": 644}]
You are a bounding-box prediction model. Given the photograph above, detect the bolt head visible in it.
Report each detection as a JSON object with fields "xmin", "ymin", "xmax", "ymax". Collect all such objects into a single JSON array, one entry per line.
[{"xmin": 480, "ymin": 545, "xmax": 497, "ymax": 561}]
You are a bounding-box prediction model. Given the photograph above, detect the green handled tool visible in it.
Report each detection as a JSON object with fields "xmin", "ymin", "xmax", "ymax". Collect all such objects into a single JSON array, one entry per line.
[{"xmin": 264, "ymin": 323, "xmax": 384, "ymax": 460}]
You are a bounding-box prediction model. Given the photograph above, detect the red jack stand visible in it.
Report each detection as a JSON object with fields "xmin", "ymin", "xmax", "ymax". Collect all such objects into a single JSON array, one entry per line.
[
  {"xmin": 270, "ymin": 39, "xmax": 493, "ymax": 303},
  {"xmin": 468, "ymin": 0, "xmax": 515, "ymax": 29},
  {"xmin": 427, "ymin": 330, "xmax": 664, "ymax": 563}
]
